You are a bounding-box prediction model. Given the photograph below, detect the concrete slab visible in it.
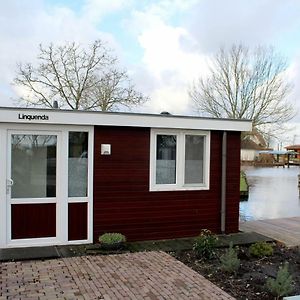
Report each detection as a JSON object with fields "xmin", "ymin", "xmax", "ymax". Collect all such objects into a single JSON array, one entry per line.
[
  {"xmin": 240, "ymin": 217, "xmax": 300, "ymax": 247},
  {"xmin": 0, "ymin": 246, "xmax": 59, "ymax": 262},
  {"xmin": 218, "ymin": 231, "xmax": 274, "ymax": 247},
  {"xmin": 128, "ymin": 232, "xmax": 274, "ymax": 253},
  {"xmin": 56, "ymin": 244, "xmax": 87, "ymax": 258}
]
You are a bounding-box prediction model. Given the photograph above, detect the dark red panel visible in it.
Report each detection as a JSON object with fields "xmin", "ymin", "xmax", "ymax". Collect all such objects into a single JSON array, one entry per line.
[
  {"xmin": 93, "ymin": 126, "xmax": 241, "ymax": 242},
  {"xmin": 11, "ymin": 203, "xmax": 56, "ymax": 239},
  {"xmin": 68, "ymin": 202, "xmax": 88, "ymax": 241},
  {"xmin": 225, "ymin": 131, "xmax": 241, "ymax": 233}
]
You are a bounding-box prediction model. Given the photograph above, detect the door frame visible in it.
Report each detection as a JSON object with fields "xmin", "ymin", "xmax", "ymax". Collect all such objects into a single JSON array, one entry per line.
[
  {"xmin": 0, "ymin": 126, "xmax": 7, "ymax": 248},
  {"xmin": 7, "ymin": 129, "xmax": 62, "ymax": 247},
  {"xmin": 0, "ymin": 123, "xmax": 94, "ymax": 248}
]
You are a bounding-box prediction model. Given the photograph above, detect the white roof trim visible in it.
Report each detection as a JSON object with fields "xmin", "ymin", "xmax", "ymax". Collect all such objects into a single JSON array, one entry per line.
[{"xmin": 0, "ymin": 107, "xmax": 252, "ymax": 132}]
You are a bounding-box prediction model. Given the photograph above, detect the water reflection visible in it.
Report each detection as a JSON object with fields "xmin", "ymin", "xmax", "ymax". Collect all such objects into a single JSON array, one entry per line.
[{"xmin": 239, "ymin": 166, "xmax": 300, "ymax": 221}]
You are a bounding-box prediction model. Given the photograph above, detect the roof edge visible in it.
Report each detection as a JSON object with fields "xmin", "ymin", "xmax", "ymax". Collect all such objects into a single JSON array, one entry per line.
[
  {"xmin": 0, "ymin": 106, "xmax": 252, "ymax": 132},
  {"xmin": 0, "ymin": 106, "xmax": 252, "ymax": 123}
]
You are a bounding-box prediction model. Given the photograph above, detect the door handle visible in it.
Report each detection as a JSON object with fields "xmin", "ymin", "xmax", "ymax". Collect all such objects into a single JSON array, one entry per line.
[
  {"xmin": 7, "ymin": 179, "xmax": 14, "ymax": 187},
  {"xmin": 6, "ymin": 179, "xmax": 14, "ymax": 194}
]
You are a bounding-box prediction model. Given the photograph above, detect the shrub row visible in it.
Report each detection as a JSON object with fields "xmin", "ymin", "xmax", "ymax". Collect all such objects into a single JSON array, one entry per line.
[{"xmin": 193, "ymin": 229, "xmax": 293, "ymax": 298}]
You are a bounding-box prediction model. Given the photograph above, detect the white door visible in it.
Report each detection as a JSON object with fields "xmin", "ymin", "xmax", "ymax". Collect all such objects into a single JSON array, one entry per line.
[{"xmin": 6, "ymin": 131, "xmax": 63, "ymax": 247}]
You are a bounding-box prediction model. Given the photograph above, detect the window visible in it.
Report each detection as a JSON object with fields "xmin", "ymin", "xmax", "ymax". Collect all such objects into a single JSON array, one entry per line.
[
  {"xmin": 68, "ymin": 132, "xmax": 88, "ymax": 197},
  {"xmin": 150, "ymin": 129, "xmax": 210, "ymax": 191},
  {"xmin": 185, "ymin": 135, "xmax": 204, "ymax": 184},
  {"xmin": 156, "ymin": 135, "xmax": 177, "ymax": 184}
]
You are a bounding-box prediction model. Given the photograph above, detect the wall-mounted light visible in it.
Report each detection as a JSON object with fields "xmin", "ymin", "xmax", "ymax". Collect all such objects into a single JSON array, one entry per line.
[{"xmin": 101, "ymin": 144, "xmax": 111, "ymax": 155}]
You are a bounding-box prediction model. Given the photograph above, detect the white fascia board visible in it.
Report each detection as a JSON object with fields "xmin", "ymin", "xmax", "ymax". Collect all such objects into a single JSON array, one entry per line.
[{"xmin": 0, "ymin": 107, "xmax": 252, "ymax": 132}]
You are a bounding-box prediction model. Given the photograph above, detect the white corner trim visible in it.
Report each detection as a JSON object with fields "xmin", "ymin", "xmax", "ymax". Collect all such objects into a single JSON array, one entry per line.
[{"xmin": 0, "ymin": 128, "xmax": 6, "ymax": 248}]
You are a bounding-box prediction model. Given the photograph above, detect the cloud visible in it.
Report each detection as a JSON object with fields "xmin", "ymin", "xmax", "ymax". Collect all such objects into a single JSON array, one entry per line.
[
  {"xmin": 146, "ymin": 86, "xmax": 190, "ymax": 114},
  {"xmin": 127, "ymin": 0, "xmax": 300, "ymax": 118},
  {"xmin": 286, "ymin": 54, "xmax": 300, "ymax": 122},
  {"xmin": 125, "ymin": 1, "xmax": 210, "ymax": 114},
  {"xmin": 185, "ymin": 0, "xmax": 300, "ymax": 53},
  {"xmin": 82, "ymin": 0, "xmax": 130, "ymax": 23},
  {"xmin": 0, "ymin": 0, "xmax": 125, "ymax": 107},
  {"xmin": 274, "ymin": 122, "xmax": 300, "ymax": 146},
  {"xmin": 137, "ymin": 24, "xmax": 210, "ymax": 114}
]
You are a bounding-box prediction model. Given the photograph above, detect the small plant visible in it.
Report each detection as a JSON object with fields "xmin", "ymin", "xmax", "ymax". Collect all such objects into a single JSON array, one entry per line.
[
  {"xmin": 220, "ymin": 242, "xmax": 240, "ymax": 273},
  {"xmin": 193, "ymin": 229, "xmax": 218, "ymax": 259},
  {"xmin": 98, "ymin": 233, "xmax": 126, "ymax": 250},
  {"xmin": 249, "ymin": 241, "xmax": 273, "ymax": 258},
  {"xmin": 266, "ymin": 263, "xmax": 293, "ymax": 298}
]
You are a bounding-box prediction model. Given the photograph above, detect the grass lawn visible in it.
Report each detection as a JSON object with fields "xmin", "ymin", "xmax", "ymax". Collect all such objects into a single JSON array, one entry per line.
[{"xmin": 240, "ymin": 171, "xmax": 248, "ymax": 198}]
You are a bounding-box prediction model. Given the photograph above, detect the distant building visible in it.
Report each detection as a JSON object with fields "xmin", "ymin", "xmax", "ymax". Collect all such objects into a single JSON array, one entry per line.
[
  {"xmin": 241, "ymin": 130, "xmax": 268, "ymax": 161},
  {"xmin": 285, "ymin": 145, "xmax": 300, "ymax": 159}
]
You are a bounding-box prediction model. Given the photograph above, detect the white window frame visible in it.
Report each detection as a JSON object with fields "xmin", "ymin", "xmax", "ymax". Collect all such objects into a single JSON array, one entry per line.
[{"xmin": 150, "ymin": 129, "xmax": 210, "ymax": 191}]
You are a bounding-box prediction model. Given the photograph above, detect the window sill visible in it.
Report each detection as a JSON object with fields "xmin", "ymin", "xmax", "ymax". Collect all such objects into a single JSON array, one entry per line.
[{"xmin": 149, "ymin": 185, "xmax": 209, "ymax": 192}]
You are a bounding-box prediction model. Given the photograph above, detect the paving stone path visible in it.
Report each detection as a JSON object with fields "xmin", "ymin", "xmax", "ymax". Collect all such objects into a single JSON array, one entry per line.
[{"xmin": 0, "ymin": 251, "xmax": 234, "ymax": 299}]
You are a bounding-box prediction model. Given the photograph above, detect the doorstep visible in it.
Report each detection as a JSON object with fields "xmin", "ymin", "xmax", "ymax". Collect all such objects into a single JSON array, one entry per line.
[
  {"xmin": 0, "ymin": 246, "xmax": 59, "ymax": 262},
  {"xmin": 0, "ymin": 244, "xmax": 86, "ymax": 262}
]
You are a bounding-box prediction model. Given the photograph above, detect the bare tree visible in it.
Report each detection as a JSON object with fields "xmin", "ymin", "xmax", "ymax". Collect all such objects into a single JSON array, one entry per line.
[
  {"xmin": 86, "ymin": 69, "xmax": 145, "ymax": 111},
  {"xmin": 14, "ymin": 40, "xmax": 147, "ymax": 111},
  {"xmin": 189, "ymin": 45, "xmax": 296, "ymax": 134}
]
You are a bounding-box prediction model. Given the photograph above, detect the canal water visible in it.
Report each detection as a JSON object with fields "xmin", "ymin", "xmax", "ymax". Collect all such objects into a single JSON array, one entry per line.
[{"xmin": 239, "ymin": 166, "xmax": 300, "ymax": 221}]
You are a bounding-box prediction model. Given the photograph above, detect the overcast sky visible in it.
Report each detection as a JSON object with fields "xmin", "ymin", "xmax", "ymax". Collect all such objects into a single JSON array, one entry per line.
[{"xmin": 1, "ymin": 0, "xmax": 300, "ymax": 142}]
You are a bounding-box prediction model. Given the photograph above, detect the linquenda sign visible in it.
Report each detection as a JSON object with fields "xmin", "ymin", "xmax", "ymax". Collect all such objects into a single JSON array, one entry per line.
[{"xmin": 18, "ymin": 113, "xmax": 49, "ymax": 121}]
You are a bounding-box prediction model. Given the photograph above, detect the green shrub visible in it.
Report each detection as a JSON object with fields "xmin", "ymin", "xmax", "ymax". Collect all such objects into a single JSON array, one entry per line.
[
  {"xmin": 266, "ymin": 263, "xmax": 293, "ymax": 298},
  {"xmin": 98, "ymin": 233, "xmax": 126, "ymax": 244},
  {"xmin": 220, "ymin": 242, "xmax": 240, "ymax": 273},
  {"xmin": 193, "ymin": 229, "xmax": 218, "ymax": 259},
  {"xmin": 249, "ymin": 241, "xmax": 273, "ymax": 257}
]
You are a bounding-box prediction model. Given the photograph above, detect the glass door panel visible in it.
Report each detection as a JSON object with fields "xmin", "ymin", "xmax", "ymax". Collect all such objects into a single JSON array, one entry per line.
[
  {"xmin": 68, "ymin": 132, "xmax": 88, "ymax": 197},
  {"xmin": 11, "ymin": 134, "xmax": 57, "ymax": 199}
]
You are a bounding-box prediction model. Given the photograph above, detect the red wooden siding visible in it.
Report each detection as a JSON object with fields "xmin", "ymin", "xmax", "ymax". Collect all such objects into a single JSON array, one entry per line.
[
  {"xmin": 93, "ymin": 126, "xmax": 240, "ymax": 242},
  {"xmin": 225, "ymin": 131, "xmax": 241, "ymax": 233},
  {"xmin": 11, "ymin": 203, "xmax": 56, "ymax": 239},
  {"xmin": 68, "ymin": 203, "xmax": 88, "ymax": 241}
]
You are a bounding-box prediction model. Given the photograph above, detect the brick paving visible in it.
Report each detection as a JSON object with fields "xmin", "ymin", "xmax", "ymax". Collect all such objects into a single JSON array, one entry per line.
[{"xmin": 0, "ymin": 251, "xmax": 235, "ymax": 299}]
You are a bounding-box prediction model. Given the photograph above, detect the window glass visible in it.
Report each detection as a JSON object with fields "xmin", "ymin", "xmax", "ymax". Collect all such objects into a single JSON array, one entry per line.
[
  {"xmin": 68, "ymin": 132, "xmax": 88, "ymax": 197},
  {"xmin": 11, "ymin": 134, "xmax": 57, "ymax": 198},
  {"xmin": 156, "ymin": 135, "xmax": 176, "ymax": 184},
  {"xmin": 184, "ymin": 135, "xmax": 204, "ymax": 184}
]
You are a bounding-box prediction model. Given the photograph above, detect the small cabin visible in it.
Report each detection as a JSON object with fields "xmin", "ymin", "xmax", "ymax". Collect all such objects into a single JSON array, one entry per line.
[
  {"xmin": 241, "ymin": 130, "xmax": 267, "ymax": 162},
  {"xmin": 0, "ymin": 107, "xmax": 251, "ymax": 248},
  {"xmin": 285, "ymin": 145, "xmax": 300, "ymax": 160}
]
